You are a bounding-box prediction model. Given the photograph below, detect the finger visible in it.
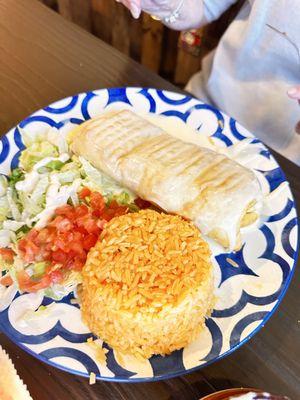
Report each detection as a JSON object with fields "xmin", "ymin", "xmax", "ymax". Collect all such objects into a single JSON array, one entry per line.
[
  {"xmin": 130, "ymin": 1, "xmax": 141, "ymax": 19},
  {"xmin": 296, "ymin": 121, "xmax": 300, "ymax": 135},
  {"xmin": 119, "ymin": 0, "xmax": 141, "ymax": 18},
  {"xmin": 287, "ymin": 86, "xmax": 300, "ymax": 100}
]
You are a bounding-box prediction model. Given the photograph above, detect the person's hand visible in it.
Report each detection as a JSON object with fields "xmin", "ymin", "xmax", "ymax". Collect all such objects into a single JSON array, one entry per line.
[
  {"xmin": 287, "ymin": 86, "xmax": 300, "ymax": 102},
  {"xmin": 287, "ymin": 86, "xmax": 300, "ymax": 134},
  {"xmin": 116, "ymin": 0, "xmax": 141, "ymax": 19},
  {"xmin": 116, "ymin": 0, "xmax": 181, "ymax": 20},
  {"xmin": 116, "ymin": 0, "xmax": 205, "ymax": 30}
]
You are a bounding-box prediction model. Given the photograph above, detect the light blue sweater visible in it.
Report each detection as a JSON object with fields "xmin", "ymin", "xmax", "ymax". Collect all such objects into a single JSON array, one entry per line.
[{"xmin": 186, "ymin": 0, "xmax": 300, "ymax": 163}]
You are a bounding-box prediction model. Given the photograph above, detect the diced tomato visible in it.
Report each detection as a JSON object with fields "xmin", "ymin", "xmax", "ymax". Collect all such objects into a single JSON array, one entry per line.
[
  {"xmin": 90, "ymin": 192, "xmax": 105, "ymax": 212},
  {"xmin": 83, "ymin": 234, "xmax": 98, "ymax": 250},
  {"xmin": 79, "ymin": 187, "xmax": 91, "ymax": 199},
  {"xmin": 52, "ymin": 250, "xmax": 68, "ymax": 263},
  {"xmin": 29, "ymin": 277, "xmax": 51, "ymax": 292},
  {"xmin": 92, "ymin": 209, "xmax": 101, "ymax": 218},
  {"xmin": 28, "ymin": 276, "xmax": 51, "ymax": 292},
  {"xmin": 97, "ymin": 219, "xmax": 107, "ymax": 230},
  {"xmin": 16, "ymin": 188, "xmax": 131, "ymax": 294},
  {"xmin": 17, "ymin": 270, "xmax": 31, "ymax": 286},
  {"xmin": 26, "ymin": 229, "xmax": 39, "ymax": 242},
  {"xmin": 55, "ymin": 204, "xmax": 74, "ymax": 218},
  {"xmin": 18, "ymin": 239, "xmax": 40, "ymax": 263},
  {"xmin": 50, "ymin": 216, "xmax": 73, "ymax": 232},
  {"xmin": 48, "ymin": 270, "xmax": 63, "ymax": 284},
  {"xmin": 75, "ymin": 225, "xmax": 88, "ymax": 235},
  {"xmin": 18, "ymin": 238, "xmax": 27, "ymax": 252},
  {"xmin": 0, "ymin": 274, "xmax": 13, "ymax": 286},
  {"xmin": 0, "ymin": 248, "xmax": 15, "ymax": 263},
  {"xmin": 101, "ymin": 202, "xmax": 127, "ymax": 221},
  {"xmin": 83, "ymin": 218, "xmax": 100, "ymax": 235},
  {"xmin": 109, "ymin": 200, "xmax": 119, "ymax": 210},
  {"xmin": 42, "ymin": 250, "xmax": 52, "ymax": 261},
  {"xmin": 75, "ymin": 204, "xmax": 89, "ymax": 217},
  {"xmin": 17, "ymin": 270, "xmax": 51, "ymax": 293},
  {"xmin": 67, "ymin": 258, "xmax": 85, "ymax": 271},
  {"xmin": 113, "ymin": 206, "xmax": 128, "ymax": 217},
  {"xmin": 68, "ymin": 241, "xmax": 85, "ymax": 255},
  {"xmin": 101, "ymin": 208, "xmax": 115, "ymax": 222},
  {"xmin": 36, "ymin": 228, "xmax": 54, "ymax": 244}
]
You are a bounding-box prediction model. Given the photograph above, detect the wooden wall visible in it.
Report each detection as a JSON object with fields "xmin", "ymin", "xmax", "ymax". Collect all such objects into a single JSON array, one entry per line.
[{"xmin": 39, "ymin": 0, "xmax": 244, "ymax": 87}]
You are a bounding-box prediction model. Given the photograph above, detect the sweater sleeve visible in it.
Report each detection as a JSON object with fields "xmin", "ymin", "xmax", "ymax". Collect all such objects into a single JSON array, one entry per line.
[{"xmin": 203, "ymin": 0, "xmax": 239, "ymax": 22}]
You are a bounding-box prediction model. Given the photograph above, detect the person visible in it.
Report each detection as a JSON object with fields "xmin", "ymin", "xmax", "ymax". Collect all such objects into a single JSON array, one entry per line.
[{"xmin": 117, "ymin": 0, "xmax": 300, "ymax": 165}]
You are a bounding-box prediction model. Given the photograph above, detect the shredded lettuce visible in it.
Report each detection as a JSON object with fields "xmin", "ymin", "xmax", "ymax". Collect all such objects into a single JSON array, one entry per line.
[
  {"xmin": 30, "ymin": 175, "xmax": 49, "ymax": 206},
  {"xmin": 80, "ymin": 157, "xmax": 136, "ymax": 201},
  {"xmin": 0, "ymin": 283, "xmax": 18, "ymax": 312},
  {"xmin": 2, "ymin": 220, "xmax": 25, "ymax": 232},
  {"xmin": 44, "ymin": 271, "xmax": 82, "ymax": 300},
  {"xmin": 6, "ymin": 187, "xmax": 21, "ymax": 221},
  {"xmin": 15, "ymin": 225, "xmax": 30, "ymax": 241},
  {"xmin": 0, "ymin": 230, "xmax": 16, "ymax": 247},
  {"xmin": 107, "ymin": 191, "xmax": 132, "ymax": 206},
  {"xmin": 20, "ymin": 126, "xmax": 69, "ymax": 155},
  {"xmin": 58, "ymin": 169, "xmax": 81, "ymax": 184},
  {"xmin": 19, "ymin": 191, "xmax": 42, "ymax": 218},
  {"xmin": 20, "ymin": 141, "xmax": 59, "ymax": 171},
  {"xmin": 0, "ymin": 175, "xmax": 8, "ymax": 197},
  {"xmin": 37, "ymin": 160, "xmax": 65, "ymax": 174},
  {"xmin": 19, "ymin": 127, "xmax": 47, "ymax": 148},
  {"xmin": 0, "ymin": 195, "xmax": 11, "ymax": 222},
  {"xmin": 8, "ymin": 168, "xmax": 24, "ymax": 187},
  {"xmin": 31, "ymin": 262, "xmax": 48, "ymax": 279},
  {"xmin": 0, "ymin": 251, "xmax": 14, "ymax": 272},
  {"xmin": 47, "ymin": 126, "xmax": 69, "ymax": 154}
]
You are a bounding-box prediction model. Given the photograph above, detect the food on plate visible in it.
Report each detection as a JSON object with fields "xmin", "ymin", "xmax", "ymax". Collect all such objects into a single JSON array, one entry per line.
[
  {"xmin": 0, "ymin": 125, "xmax": 143, "ymax": 304},
  {"xmin": 0, "ymin": 107, "xmax": 261, "ymax": 363},
  {"xmin": 81, "ymin": 209, "xmax": 214, "ymax": 359},
  {"xmin": 0, "ymin": 345, "xmax": 33, "ymax": 400},
  {"xmin": 69, "ymin": 109, "xmax": 262, "ymax": 250}
]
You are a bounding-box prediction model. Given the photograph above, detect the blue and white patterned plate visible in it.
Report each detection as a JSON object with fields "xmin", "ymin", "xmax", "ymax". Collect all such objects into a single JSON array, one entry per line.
[{"xmin": 0, "ymin": 88, "xmax": 298, "ymax": 382}]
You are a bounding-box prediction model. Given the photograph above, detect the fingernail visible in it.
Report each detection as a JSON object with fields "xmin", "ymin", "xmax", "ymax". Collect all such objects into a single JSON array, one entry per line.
[
  {"xmin": 287, "ymin": 87, "xmax": 298, "ymax": 96},
  {"xmin": 130, "ymin": 3, "xmax": 141, "ymax": 18}
]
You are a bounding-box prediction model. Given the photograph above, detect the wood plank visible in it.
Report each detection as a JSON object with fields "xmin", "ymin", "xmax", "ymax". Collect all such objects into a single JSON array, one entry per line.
[
  {"xmin": 174, "ymin": 48, "xmax": 201, "ymax": 87},
  {"xmin": 160, "ymin": 28, "xmax": 180, "ymax": 81},
  {"xmin": 91, "ymin": 0, "xmax": 114, "ymax": 44},
  {"xmin": 57, "ymin": 0, "xmax": 92, "ymax": 31},
  {"xmin": 38, "ymin": 0, "xmax": 57, "ymax": 9},
  {"xmin": 141, "ymin": 13, "xmax": 163, "ymax": 72},
  {"xmin": 129, "ymin": 15, "xmax": 143, "ymax": 62},
  {"xmin": 111, "ymin": 3, "xmax": 131, "ymax": 55}
]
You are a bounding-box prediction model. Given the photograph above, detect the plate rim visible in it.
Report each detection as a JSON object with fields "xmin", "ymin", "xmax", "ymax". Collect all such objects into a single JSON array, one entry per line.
[{"xmin": 0, "ymin": 87, "xmax": 299, "ymax": 382}]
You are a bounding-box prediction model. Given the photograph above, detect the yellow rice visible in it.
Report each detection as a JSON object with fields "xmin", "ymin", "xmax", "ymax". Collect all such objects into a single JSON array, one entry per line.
[{"xmin": 81, "ymin": 209, "xmax": 214, "ymax": 359}]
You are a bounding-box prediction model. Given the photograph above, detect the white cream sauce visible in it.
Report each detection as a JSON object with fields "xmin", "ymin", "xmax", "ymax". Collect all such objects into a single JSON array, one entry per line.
[{"xmin": 142, "ymin": 114, "xmax": 261, "ymax": 165}]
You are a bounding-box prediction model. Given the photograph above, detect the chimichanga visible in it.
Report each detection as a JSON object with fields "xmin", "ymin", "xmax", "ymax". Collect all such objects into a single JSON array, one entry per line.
[{"xmin": 69, "ymin": 109, "xmax": 261, "ymax": 250}]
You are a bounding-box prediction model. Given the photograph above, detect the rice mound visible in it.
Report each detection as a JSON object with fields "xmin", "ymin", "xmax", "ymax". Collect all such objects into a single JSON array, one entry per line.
[{"xmin": 81, "ymin": 209, "xmax": 214, "ymax": 359}]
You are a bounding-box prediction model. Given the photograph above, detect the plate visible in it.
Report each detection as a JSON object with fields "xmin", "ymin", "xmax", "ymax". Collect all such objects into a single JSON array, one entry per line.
[{"xmin": 0, "ymin": 88, "xmax": 298, "ymax": 382}]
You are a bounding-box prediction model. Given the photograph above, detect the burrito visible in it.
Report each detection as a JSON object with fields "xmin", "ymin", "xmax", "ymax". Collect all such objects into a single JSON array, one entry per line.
[{"xmin": 69, "ymin": 109, "xmax": 261, "ymax": 250}]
